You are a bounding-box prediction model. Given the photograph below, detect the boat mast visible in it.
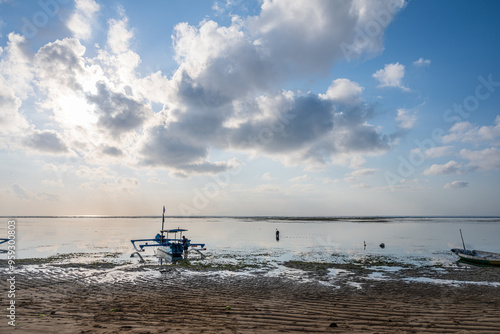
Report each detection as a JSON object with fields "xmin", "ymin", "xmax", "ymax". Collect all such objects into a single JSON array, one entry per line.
[
  {"xmin": 459, "ymin": 229, "xmax": 466, "ymax": 250},
  {"xmin": 161, "ymin": 206, "xmax": 165, "ymax": 242}
]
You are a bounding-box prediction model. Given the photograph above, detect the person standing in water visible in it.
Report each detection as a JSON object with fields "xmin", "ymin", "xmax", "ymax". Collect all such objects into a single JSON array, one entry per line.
[{"xmin": 276, "ymin": 229, "xmax": 280, "ymax": 241}]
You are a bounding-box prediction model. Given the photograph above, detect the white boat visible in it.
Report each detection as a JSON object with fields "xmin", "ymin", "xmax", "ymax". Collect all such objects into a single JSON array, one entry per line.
[{"xmin": 451, "ymin": 248, "xmax": 500, "ymax": 266}]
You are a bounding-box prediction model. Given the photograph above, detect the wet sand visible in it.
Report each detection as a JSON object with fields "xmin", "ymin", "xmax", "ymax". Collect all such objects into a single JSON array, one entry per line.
[{"xmin": 2, "ymin": 262, "xmax": 500, "ymax": 333}]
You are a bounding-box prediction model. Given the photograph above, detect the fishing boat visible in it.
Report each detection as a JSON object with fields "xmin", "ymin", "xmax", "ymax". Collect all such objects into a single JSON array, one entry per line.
[
  {"xmin": 450, "ymin": 229, "xmax": 500, "ymax": 266},
  {"xmin": 451, "ymin": 248, "xmax": 500, "ymax": 266},
  {"xmin": 130, "ymin": 207, "xmax": 206, "ymax": 263},
  {"xmin": 0, "ymin": 238, "xmax": 8, "ymax": 253}
]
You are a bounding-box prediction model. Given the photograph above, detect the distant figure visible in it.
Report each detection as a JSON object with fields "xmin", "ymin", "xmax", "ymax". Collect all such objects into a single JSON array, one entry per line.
[
  {"xmin": 364, "ymin": 241, "xmax": 366, "ymax": 250},
  {"xmin": 379, "ymin": 243, "xmax": 385, "ymax": 249},
  {"xmin": 276, "ymin": 229, "xmax": 280, "ymax": 241},
  {"xmin": 182, "ymin": 235, "xmax": 189, "ymax": 259}
]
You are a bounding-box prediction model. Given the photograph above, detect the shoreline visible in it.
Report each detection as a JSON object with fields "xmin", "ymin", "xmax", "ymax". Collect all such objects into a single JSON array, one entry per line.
[{"xmin": 2, "ymin": 259, "xmax": 500, "ymax": 333}]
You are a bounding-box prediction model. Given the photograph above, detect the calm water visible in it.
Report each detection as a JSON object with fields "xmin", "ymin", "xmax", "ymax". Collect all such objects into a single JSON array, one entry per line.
[{"xmin": 1, "ymin": 216, "xmax": 499, "ymax": 267}]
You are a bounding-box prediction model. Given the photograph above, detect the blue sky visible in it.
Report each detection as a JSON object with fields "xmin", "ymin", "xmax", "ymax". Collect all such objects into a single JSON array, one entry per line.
[{"xmin": 1, "ymin": 0, "xmax": 499, "ymax": 216}]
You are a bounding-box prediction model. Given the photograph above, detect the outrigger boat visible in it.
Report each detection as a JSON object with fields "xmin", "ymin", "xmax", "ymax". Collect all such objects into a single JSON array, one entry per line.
[
  {"xmin": 451, "ymin": 248, "xmax": 500, "ymax": 266},
  {"xmin": 130, "ymin": 207, "xmax": 206, "ymax": 263},
  {"xmin": 451, "ymin": 229, "xmax": 500, "ymax": 266},
  {"xmin": 0, "ymin": 238, "xmax": 8, "ymax": 253}
]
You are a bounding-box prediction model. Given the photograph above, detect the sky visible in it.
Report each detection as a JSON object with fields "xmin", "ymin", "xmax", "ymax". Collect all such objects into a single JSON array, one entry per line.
[{"xmin": 0, "ymin": 0, "xmax": 499, "ymax": 216}]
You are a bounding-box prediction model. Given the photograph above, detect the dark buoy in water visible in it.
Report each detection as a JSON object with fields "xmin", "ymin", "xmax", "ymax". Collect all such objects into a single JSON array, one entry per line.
[
  {"xmin": 276, "ymin": 229, "xmax": 280, "ymax": 241},
  {"xmin": 379, "ymin": 243, "xmax": 385, "ymax": 249}
]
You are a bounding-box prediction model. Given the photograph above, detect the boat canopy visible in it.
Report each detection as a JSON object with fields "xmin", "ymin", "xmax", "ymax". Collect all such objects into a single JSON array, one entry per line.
[{"xmin": 161, "ymin": 229, "xmax": 188, "ymax": 233}]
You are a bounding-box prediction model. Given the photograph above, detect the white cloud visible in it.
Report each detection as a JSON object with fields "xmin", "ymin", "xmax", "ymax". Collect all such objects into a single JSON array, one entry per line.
[
  {"xmin": 411, "ymin": 146, "xmax": 454, "ymax": 160},
  {"xmin": 372, "ymin": 62, "xmax": 409, "ymax": 91},
  {"xmin": 413, "ymin": 57, "xmax": 431, "ymax": 67},
  {"xmin": 0, "ymin": 1, "xmax": 406, "ymax": 178},
  {"xmin": 0, "ymin": 33, "xmax": 33, "ymax": 99},
  {"xmin": 321, "ymin": 177, "xmax": 339, "ymax": 184},
  {"xmin": 460, "ymin": 147, "xmax": 500, "ymax": 171},
  {"xmin": 350, "ymin": 168, "xmax": 377, "ymax": 177},
  {"xmin": 319, "ymin": 78, "xmax": 364, "ymax": 105},
  {"xmin": 66, "ymin": 0, "xmax": 100, "ymax": 40},
  {"xmin": 289, "ymin": 175, "xmax": 311, "ymax": 182},
  {"xmin": 396, "ymin": 108, "xmax": 416, "ymax": 129},
  {"xmin": 351, "ymin": 182, "xmax": 371, "ymax": 189},
  {"xmin": 249, "ymin": 0, "xmax": 405, "ymax": 71},
  {"xmin": 261, "ymin": 172, "xmax": 274, "ymax": 181},
  {"xmin": 423, "ymin": 160, "xmax": 463, "ymax": 175},
  {"xmin": 0, "ymin": 79, "xmax": 27, "ymax": 136},
  {"xmin": 107, "ymin": 13, "xmax": 133, "ymax": 54},
  {"xmin": 442, "ymin": 117, "xmax": 500, "ymax": 144},
  {"xmin": 423, "ymin": 146, "xmax": 455, "ymax": 158},
  {"xmin": 444, "ymin": 180, "xmax": 469, "ymax": 189},
  {"xmin": 344, "ymin": 176, "xmax": 359, "ymax": 183},
  {"xmin": 344, "ymin": 168, "xmax": 376, "ymax": 184}
]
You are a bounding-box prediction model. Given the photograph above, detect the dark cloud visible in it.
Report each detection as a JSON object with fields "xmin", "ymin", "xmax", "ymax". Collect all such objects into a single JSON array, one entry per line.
[
  {"xmin": 87, "ymin": 82, "xmax": 152, "ymax": 138},
  {"xmin": 101, "ymin": 145, "xmax": 123, "ymax": 157},
  {"xmin": 225, "ymin": 92, "xmax": 389, "ymax": 164},
  {"xmin": 23, "ymin": 130, "xmax": 68, "ymax": 154},
  {"xmin": 139, "ymin": 87, "xmax": 392, "ymax": 175}
]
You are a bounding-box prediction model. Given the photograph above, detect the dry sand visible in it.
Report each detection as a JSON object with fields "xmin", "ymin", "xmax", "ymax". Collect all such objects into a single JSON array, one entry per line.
[{"xmin": 2, "ymin": 262, "xmax": 500, "ymax": 333}]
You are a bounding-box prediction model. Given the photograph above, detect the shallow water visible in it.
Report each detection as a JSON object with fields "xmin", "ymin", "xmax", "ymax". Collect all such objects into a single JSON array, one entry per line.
[{"xmin": 1, "ymin": 216, "xmax": 499, "ymax": 265}]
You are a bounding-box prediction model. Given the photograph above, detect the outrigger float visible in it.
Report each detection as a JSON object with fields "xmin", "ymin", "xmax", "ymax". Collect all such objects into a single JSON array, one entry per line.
[{"xmin": 130, "ymin": 207, "xmax": 206, "ymax": 263}]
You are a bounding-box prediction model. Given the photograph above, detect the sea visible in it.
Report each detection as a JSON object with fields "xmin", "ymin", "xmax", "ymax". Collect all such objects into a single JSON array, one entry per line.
[{"xmin": 2, "ymin": 216, "xmax": 499, "ymax": 263}]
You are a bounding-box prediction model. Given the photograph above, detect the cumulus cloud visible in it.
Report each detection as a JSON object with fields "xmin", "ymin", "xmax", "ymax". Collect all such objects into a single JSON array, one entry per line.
[
  {"xmin": 261, "ymin": 172, "xmax": 274, "ymax": 181},
  {"xmin": 413, "ymin": 57, "xmax": 431, "ymax": 67},
  {"xmin": 442, "ymin": 117, "xmax": 500, "ymax": 144},
  {"xmin": 460, "ymin": 147, "xmax": 500, "ymax": 171},
  {"xmin": 423, "ymin": 160, "xmax": 463, "ymax": 175},
  {"xmin": 86, "ymin": 82, "xmax": 153, "ymax": 138},
  {"xmin": 444, "ymin": 180, "xmax": 469, "ymax": 189},
  {"xmin": 34, "ymin": 38, "xmax": 87, "ymax": 92},
  {"xmin": 1, "ymin": 1, "xmax": 406, "ymax": 177},
  {"xmin": 0, "ymin": 80, "xmax": 27, "ymax": 135},
  {"xmin": 66, "ymin": 0, "xmax": 100, "ymax": 40},
  {"xmin": 0, "ymin": 33, "xmax": 33, "ymax": 99},
  {"xmin": 107, "ymin": 12, "xmax": 133, "ymax": 54},
  {"xmin": 248, "ymin": 0, "xmax": 405, "ymax": 71},
  {"xmin": 396, "ymin": 108, "xmax": 416, "ymax": 129},
  {"xmin": 173, "ymin": 0, "xmax": 405, "ymax": 98},
  {"xmin": 319, "ymin": 78, "xmax": 364, "ymax": 105},
  {"xmin": 372, "ymin": 62, "xmax": 409, "ymax": 91},
  {"xmin": 411, "ymin": 146, "xmax": 454, "ymax": 159},
  {"xmin": 23, "ymin": 130, "xmax": 69, "ymax": 154},
  {"xmin": 226, "ymin": 91, "xmax": 391, "ymax": 170}
]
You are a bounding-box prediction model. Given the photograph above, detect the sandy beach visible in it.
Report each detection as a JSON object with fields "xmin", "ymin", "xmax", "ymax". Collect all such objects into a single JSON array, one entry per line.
[{"xmin": 2, "ymin": 260, "xmax": 500, "ymax": 333}]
